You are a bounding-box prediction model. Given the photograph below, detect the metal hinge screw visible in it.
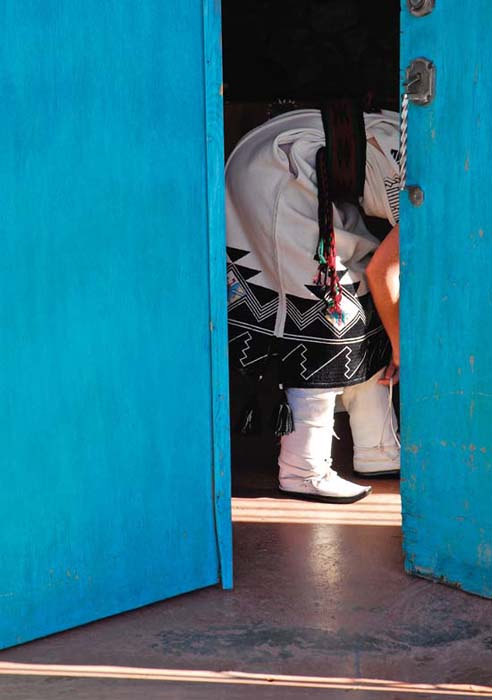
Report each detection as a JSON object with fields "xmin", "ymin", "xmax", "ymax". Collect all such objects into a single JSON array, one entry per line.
[
  {"xmin": 407, "ymin": 0, "xmax": 435, "ymax": 16},
  {"xmin": 407, "ymin": 186, "xmax": 425, "ymax": 207}
]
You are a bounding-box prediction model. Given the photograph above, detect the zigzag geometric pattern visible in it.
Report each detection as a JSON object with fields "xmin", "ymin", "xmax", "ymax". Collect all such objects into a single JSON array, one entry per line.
[
  {"xmin": 226, "ymin": 247, "xmax": 391, "ymax": 387},
  {"xmin": 285, "ymin": 286, "xmax": 366, "ymax": 339},
  {"xmin": 281, "ymin": 342, "xmax": 356, "ymax": 382},
  {"xmin": 384, "ymin": 174, "xmax": 400, "ymax": 224},
  {"xmin": 228, "ymin": 329, "xmax": 271, "ymax": 369},
  {"xmin": 227, "ymin": 247, "xmax": 278, "ymax": 331}
]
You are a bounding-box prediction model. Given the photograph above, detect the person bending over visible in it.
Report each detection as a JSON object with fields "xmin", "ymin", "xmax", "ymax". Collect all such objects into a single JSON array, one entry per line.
[{"xmin": 227, "ymin": 105, "xmax": 400, "ymax": 504}]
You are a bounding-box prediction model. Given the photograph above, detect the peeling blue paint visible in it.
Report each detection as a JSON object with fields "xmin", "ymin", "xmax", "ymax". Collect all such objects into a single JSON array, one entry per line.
[
  {"xmin": 0, "ymin": 0, "xmax": 231, "ymax": 648},
  {"xmin": 401, "ymin": 1, "xmax": 492, "ymax": 599}
]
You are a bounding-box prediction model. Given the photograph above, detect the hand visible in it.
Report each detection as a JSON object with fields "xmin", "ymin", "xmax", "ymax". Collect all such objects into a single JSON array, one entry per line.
[{"xmin": 379, "ymin": 358, "xmax": 400, "ymax": 387}]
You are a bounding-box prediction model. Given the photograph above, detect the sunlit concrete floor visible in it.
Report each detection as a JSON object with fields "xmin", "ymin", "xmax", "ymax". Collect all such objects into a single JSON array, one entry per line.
[{"xmin": 1, "ymin": 410, "xmax": 492, "ymax": 699}]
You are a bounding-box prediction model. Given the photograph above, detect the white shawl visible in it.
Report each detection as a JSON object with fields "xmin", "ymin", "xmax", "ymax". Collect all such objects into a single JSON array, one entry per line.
[{"xmin": 226, "ymin": 109, "xmax": 399, "ymax": 387}]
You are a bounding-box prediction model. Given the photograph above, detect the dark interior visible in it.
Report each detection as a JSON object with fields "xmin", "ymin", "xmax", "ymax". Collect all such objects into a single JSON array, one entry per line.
[
  {"xmin": 222, "ymin": 0, "xmax": 400, "ymax": 155},
  {"xmin": 222, "ymin": 0, "xmax": 401, "ymax": 496}
]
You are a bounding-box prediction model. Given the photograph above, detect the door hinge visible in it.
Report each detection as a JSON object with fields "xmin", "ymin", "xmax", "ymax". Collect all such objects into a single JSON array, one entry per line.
[{"xmin": 405, "ymin": 58, "xmax": 436, "ymax": 106}]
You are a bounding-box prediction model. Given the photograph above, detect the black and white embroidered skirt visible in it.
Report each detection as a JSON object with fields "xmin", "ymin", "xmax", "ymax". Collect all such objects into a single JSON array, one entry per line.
[{"xmin": 226, "ymin": 110, "xmax": 399, "ymax": 389}]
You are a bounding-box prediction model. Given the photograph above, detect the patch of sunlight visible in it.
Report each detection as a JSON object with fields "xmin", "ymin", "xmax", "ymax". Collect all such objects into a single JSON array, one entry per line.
[
  {"xmin": 232, "ymin": 493, "xmax": 402, "ymax": 526},
  {"xmin": 0, "ymin": 664, "xmax": 490, "ymax": 696}
]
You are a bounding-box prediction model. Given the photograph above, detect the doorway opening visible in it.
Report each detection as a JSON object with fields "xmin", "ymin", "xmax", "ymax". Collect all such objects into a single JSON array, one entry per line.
[{"xmin": 221, "ymin": 0, "xmax": 401, "ymax": 505}]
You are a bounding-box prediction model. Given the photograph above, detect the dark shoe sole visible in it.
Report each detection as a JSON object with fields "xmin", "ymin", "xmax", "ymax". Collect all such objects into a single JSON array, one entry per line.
[
  {"xmin": 354, "ymin": 469, "xmax": 400, "ymax": 478},
  {"xmin": 278, "ymin": 486, "xmax": 372, "ymax": 505}
]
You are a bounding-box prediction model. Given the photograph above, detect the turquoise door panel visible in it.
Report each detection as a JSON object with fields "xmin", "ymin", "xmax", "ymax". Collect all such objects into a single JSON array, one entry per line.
[
  {"xmin": 401, "ymin": 1, "xmax": 492, "ymax": 596},
  {"xmin": 0, "ymin": 0, "xmax": 231, "ymax": 648}
]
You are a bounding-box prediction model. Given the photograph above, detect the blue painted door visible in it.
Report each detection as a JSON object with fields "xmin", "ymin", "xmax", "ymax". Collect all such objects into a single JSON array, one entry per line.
[
  {"xmin": 0, "ymin": 0, "xmax": 231, "ymax": 649},
  {"xmin": 401, "ymin": 1, "xmax": 492, "ymax": 596}
]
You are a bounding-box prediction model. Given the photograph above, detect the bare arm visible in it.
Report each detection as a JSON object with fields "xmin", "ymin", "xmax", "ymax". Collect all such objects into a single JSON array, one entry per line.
[{"xmin": 366, "ymin": 224, "xmax": 400, "ymax": 384}]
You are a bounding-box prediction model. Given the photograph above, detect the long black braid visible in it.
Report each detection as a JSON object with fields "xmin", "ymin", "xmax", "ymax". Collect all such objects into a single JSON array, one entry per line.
[{"xmin": 314, "ymin": 100, "xmax": 367, "ymax": 320}]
